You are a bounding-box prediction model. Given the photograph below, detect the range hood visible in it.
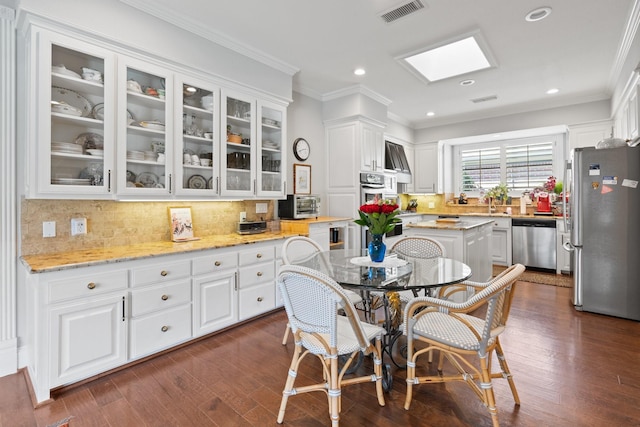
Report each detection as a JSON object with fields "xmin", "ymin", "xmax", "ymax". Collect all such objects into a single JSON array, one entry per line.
[{"xmin": 384, "ymin": 141, "xmax": 412, "ymax": 183}]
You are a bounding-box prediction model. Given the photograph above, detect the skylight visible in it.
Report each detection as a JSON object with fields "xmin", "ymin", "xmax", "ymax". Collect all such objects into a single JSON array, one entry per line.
[{"xmin": 403, "ymin": 36, "xmax": 491, "ymax": 82}]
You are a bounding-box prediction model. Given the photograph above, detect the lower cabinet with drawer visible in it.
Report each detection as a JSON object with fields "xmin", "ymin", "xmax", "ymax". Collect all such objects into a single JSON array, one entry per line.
[{"xmin": 22, "ymin": 239, "xmax": 284, "ymax": 403}]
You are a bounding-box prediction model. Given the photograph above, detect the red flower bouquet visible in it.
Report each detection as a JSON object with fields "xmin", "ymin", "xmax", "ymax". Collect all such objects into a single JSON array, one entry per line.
[{"xmin": 354, "ymin": 199, "xmax": 401, "ymax": 235}]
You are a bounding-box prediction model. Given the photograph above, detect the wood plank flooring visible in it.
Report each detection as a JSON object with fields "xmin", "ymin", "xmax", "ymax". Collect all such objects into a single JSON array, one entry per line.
[{"xmin": 2, "ymin": 281, "xmax": 640, "ymax": 426}]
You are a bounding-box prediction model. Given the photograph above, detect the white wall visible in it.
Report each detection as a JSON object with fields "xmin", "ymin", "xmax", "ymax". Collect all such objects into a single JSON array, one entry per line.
[
  {"xmin": 414, "ymin": 99, "xmax": 611, "ymax": 144},
  {"xmin": 286, "ymin": 92, "xmax": 327, "ymax": 210}
]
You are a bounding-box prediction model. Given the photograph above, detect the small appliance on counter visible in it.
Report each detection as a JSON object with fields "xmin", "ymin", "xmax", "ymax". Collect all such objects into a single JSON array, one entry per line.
[
  {"xmin": 536, "ymin": 191, "xmax": 551, "ymax": 213},
  {"xmin": 278, "ymin": 194, "xmax": 321, "ymax": 219},
  {"xmin": 237, "ymin": 220, "xmax": 267, "ymax": 235}
]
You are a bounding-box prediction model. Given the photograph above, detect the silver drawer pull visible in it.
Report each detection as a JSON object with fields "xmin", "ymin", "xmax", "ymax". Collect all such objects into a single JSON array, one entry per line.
[
  {"xmin": 257, "ymin": 297, "xmax": 263, "ymax": 302},
  {"xmin": 214, "ymin": 261, "xmax": 221, "ymax": 266},
  {"xmin": 87, "ymin": 282, "xmax": 96, "ymax": 290},
  {"xmin": 161, "ymin": 325, "xmax": 169, "ymax": 332},
  {"xmin": 160, "ymin": 270, "xmax": 168, "ymax": 277},
  {"xmin": 256, "ymin": 271, "xmax": 263, "ymax": 277},
  {"xmin": 256, "ymin": 253, "xmax": 262, "ymax": 259},
  {"xmin": 161, "ymin": 294, "xmax": 169, "ymax": 301}
]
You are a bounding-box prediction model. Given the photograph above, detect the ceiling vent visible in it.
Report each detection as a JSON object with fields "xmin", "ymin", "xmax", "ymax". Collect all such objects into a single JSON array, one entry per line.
[
  {"xmin": 471, "ymin": 95, "xmax": 498, "ymax": 103},
  {"xmin": 380, "ymin": 0, "xmax": 425, "ymax": 23}
]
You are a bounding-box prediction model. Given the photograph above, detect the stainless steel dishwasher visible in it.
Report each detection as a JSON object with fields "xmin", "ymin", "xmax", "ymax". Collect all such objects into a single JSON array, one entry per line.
[{"xmin": 512, "ymin": 218, "xmax": 556, "ymax": 270}]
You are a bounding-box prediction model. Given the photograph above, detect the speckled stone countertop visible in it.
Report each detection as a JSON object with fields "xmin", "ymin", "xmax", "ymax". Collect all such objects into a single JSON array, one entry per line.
[
  {"xmin": 21, "ymin": 231, "xmax": 299, "ymax": 274},
  {"xmin": 400, "ymin": 211, "xmax": 560, "ymax": 220},
  {"xmin": 406, "ymin": 218, "xmax": 494, "ymax": 231},
  {"xmin": 280, "ymin": 216, "xmax": 353, "ymax": 234}
]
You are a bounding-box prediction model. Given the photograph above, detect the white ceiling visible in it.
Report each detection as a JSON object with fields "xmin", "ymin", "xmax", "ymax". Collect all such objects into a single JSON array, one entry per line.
[{"xmin": 124, "ymin": 0, "xmax": 636, "ymax": 129}]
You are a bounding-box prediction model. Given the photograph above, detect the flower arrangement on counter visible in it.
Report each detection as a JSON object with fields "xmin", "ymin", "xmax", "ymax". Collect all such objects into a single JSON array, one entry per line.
[
  {"xmin": 354, "ymin": 197, "xmax": 401, "ymax": 235},
  {"xmin": 486, "ymin": 183, "xmax": 510, "ymax": 202}
]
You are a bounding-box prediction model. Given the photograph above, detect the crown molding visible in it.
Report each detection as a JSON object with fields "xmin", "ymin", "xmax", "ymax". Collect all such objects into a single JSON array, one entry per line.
[{"xmin": 321, "ymin": 84, "xmax": 392, "ymax": 107}]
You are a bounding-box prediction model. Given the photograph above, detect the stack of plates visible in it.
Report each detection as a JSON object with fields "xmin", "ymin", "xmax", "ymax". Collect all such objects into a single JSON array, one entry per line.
[
  {"xmin": 52, "ymin": 178, "xmax": 91, "ymax": 186},
  {"xmin": 127, "ymin": 150, "xmax": 144, "ymax": 161},
  {"xmin": 262, "ymin": 140, "xmax": 279, "ymax": 150},
  {"xmin": 52, "ymin": 141, "xmax": 83, "ymax": 155},
  {"xmin": 143, "ymin": 151, "xmax": 156, "ymax": 162}
]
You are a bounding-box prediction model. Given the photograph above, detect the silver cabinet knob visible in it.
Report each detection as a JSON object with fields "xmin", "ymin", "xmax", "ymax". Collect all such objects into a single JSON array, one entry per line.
[
  {"xmin": 161, "ymin": 294, "xmax": 169, "ymax": 301},
  {"xmin": 87, "ymin": 282, "xmax": 96, "ymax": 290}
]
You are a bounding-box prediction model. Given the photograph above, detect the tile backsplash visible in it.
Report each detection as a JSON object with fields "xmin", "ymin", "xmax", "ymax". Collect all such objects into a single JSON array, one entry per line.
[{"xmin": 21, "ymin": 199, "xmax": 274, "ymax": 256}]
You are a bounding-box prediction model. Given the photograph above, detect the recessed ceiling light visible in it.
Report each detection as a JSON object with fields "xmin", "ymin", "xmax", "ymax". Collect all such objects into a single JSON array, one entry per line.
[
  {"xmin": 426, "ymin": 111, "xmax": 435, "ymax": 117},
  {"xmin": 525, "ymin": 7, "xmax": 552, "ymax": 22},
  {"xmin": 402, "ymin": 35, "xmax": 492, "ymax": 82},
  {"xmin": 354, "ymin": 68, "xmax": 366, "ymax": 76},
  {"xmin": 546, "ymin": 88, "xmax": 559, "ymax": 94},
  {"xmin": 460, "ymin": 79, "xmax": 475, "ymax": 86}
]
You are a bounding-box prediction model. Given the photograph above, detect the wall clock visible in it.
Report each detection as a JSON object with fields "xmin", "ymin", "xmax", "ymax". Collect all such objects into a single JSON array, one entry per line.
[{"xmin": 293, "ymin": 137, "xmax": 310, "ymax": 161}]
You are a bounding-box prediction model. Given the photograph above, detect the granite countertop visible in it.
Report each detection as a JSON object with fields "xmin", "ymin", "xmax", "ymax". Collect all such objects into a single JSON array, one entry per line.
[
  {"xmin": 279, "ymin": 216, "xmax": 352, "ymax": 224},
  {"xmin": 21, "ymin": 231, "xmax": 300, "ymax": 274},
  {"xmin": 400, "ymin": 211, "xmax": 560, "ymax": 220},
  {"xmin": 406, "ymin": 218, "xmax": 494, "ymax": 231}
]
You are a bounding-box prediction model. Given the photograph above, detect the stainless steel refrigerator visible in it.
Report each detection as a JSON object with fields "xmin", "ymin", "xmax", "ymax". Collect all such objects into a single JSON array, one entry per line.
[{"xmin": 566, "ymin": 145, "xmax": 640, "ymax": 321}]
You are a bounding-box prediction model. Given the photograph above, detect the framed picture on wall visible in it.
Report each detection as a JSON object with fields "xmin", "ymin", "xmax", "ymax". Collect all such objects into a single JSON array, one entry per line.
[{"xmin": 293, "ymin": 163, "xmax": 311, "ymax": 195}]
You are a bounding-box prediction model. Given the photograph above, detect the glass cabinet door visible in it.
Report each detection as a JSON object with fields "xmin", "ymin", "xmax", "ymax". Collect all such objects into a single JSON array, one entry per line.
[
  {"xmin": 117, "ymin": 57, "xmax": 172, "ymax": 196},
  {"xmin": 175, "ymin": 77, "xmax": 218, "ymax": 195},
  {"xmin": 257, "ymin": 100, "xmax": 286, "ymax": 197},
  {"xmin": 38, "ymin": 32, "xmax": 116, "ymax": 197},
  {"xmin": 221, "ymin": 90, "xmax": 255, "ymax": 197}
]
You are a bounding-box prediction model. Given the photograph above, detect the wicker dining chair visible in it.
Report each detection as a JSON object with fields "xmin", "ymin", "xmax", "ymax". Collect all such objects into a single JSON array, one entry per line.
[
  {"xmin": 280, "ymin": 236, "xmax": 362, "ymax": 345},
  {"xmin": 389, "ymin": 236, "xmax": 446, "ymax": 302},
  {"xmin": 403, "ymin": 263, "xmax": 525, "ymax": 427},
  {"xmin": 276, "ymin": 265, "xmax": 386, "ymax": 426}
]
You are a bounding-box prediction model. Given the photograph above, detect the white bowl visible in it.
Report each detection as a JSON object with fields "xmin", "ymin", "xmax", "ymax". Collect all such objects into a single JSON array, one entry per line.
[
  {"xmin": 86, "ymin": 149, "xmax": 104, "ymax": 156},
  {"xmin": 201, "ymin": 95, "xmax": 214, "ymax": 111}
]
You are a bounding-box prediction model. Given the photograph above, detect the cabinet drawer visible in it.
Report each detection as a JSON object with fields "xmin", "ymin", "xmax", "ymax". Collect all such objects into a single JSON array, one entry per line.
[
  {"xmin": 239, "ymin": 281, "xmax": 276, "ymax": 320},
  {"xmin": 49, "ymin": 270, "xmax": 128, "ymax": 303},
  {"xmin": 131, "ymin": 260, "xmax": 191, "ymax": 287},
  {"xmin": 130, "ymin": 280, "xmax": 191, "ymax": 317},
  {"xmin": 238, "ymin": 262, "xmax": 275, "ymax": 289},
  {"xmin": 192, "ymin": 251, "xmax": 237, "ymax": 276},
  {"xmin": 492, "ymin": 217, "xmax": 511, "ymax": 228},
  {"xmin": 129, "ymin": 304, "xmax": 192, "ymax": 359},
  {"xmin": 238, "ymin": 246, "xmax": 274, "ymax": 266}
]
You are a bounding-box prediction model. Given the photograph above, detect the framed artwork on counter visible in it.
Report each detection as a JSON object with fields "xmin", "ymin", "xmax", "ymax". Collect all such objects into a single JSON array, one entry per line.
[
  {"xmin": 169, "ymin": 207, "xmax": 198, "ymax": 242},
  {"xmin": 293, "ymin": 163, "xmax": 311, "ymax": 195}
]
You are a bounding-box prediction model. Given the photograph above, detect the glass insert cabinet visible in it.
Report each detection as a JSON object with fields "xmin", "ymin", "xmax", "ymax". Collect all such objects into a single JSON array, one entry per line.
[{"xmin": 26, "ymin": 28, "xmax": 287, "ymax": 200}]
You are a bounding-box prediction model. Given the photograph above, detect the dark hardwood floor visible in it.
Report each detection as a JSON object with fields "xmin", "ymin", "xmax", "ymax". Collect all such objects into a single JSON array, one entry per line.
[{"xmin": 2, "ymin": 281, "xmax": 640, "ymax": 427}]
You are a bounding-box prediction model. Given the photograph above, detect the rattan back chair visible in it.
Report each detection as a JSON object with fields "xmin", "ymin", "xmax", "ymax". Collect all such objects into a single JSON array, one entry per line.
[
  {"xmin": 403, "ymin": 263, "xmax": 525, "ymax": 427},
  {"xmin": 276, "ymin": 265, "xmax": 386, "ymax": 426},
  {"xmin": 389, "ymin": 236, "xmax": 446, "ymax": 302},
  {"xmin": 280, "ymin": 236, "xmax": 362, "ymax": 345}
]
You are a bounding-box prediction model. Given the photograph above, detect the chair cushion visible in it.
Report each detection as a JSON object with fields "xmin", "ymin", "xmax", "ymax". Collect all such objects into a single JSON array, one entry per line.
[
  {"xmin": 411, "ymin": 311, "xmax": 495, "ymax": 351},
  {"xmin": 301, "ymin": 315, "xmax": 385, "ymax": 356}
]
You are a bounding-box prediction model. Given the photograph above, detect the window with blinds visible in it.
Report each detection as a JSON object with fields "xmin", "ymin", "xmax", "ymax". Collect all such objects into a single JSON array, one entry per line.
[{"xmin": 458, "ymin": 139, "xmax": 556, "ymax": 194}]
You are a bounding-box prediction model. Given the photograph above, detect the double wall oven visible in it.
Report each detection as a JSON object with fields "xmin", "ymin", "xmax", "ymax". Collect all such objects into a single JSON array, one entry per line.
[{"xmin": 359, "ymin": 172, "xmax": 402, "ymax": 248}]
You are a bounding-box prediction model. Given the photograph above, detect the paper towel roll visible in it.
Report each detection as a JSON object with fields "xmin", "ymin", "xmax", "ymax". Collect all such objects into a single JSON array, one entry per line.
[{"xmin": 520, "ymin": 196, "xmax": 527, "ymax": 214}]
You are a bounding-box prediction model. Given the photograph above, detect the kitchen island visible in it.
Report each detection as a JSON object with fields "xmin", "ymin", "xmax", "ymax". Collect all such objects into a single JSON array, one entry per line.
[{"xmin": 406, "ymin": 218, "xmax": 493, "ymax": 283}]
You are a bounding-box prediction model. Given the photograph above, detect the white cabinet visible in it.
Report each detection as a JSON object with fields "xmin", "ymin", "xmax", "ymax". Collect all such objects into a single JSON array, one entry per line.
[
  {"xmin": 192, "ymin": 251, "xmax": 238, "ymax": 336},
  {"xmin": 221, "ymin": 91, "xmax": 287, "ymax": 197},
  {"xmin": 174, "ymin": 75, "xmax": 220, "ymax": 195},
  {"xmin": 26, "ymin": 30, "xmax": 116, "ymax": 198},
  {"xmin": 414, "ymin": 143, "xmax": 438, "ymax": 193},
  {"xmin": 238, "ymin": 243, "xmax": 277, "ymax": 320},
  {"xmin": 308, "ymin": 220, "xmax": 351, "ymax": 251},
  {"xmin": 117, "ymin": 56, "xmax": 174, "ymax": 197},
  {"xmin": 361, "ymin": 122, "xmax": 384, "ymax": 172},
  {"xmin": 490, "ymin": 217, "xmax": 511, "ymax": 266},
  {"xmin": 556, "ymin": 219, "xmax": 573, "ymax": 274}
]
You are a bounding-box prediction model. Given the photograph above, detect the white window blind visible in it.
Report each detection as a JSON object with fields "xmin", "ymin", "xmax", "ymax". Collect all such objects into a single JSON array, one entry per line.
[
  {"xmin": 505, "ymin": 142, "xmax": 553, "ymax": 193},
  {"xmin": 461, "ymin": 147, "xmax": 501, "ymax": 191}
]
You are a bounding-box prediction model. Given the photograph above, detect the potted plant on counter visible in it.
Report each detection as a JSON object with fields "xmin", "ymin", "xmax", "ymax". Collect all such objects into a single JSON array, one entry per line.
[{"xmin": 486, "ymin": 183, "xmax": 510, "ymax": 207}]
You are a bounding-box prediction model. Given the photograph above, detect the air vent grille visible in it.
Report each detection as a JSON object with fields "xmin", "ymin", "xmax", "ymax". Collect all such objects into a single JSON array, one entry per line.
[
  {"xmin": 380, "ymin": 0, "xmax": 425, "ymax": 23},
  {"xmin": 471, "ymin": 95, "xmax": 498, "ymax": 103}
]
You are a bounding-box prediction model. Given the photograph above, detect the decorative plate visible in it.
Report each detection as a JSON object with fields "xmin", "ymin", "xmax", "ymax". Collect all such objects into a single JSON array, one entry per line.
[
  {"xmin": 139, "ymin": 120, "xmax": 165, "ymax": 131},
  {"xmin": 136, "ymin": 171, "xmax": 159, "ymax": 188},
  {"xmin": 187, "ymin": 174, "xmax": 207, "ymax": 189},
  {"xmin": 207, "ymin": 177, "xmax": 213, "ymax": 189},
  {"xmin": 74, "ymin": 132, "xmax": 104, "ymax": 149},
  {"xmin": 51, "ymin": 102, "xmax": 83, "ymax": 117},
  {"xmin": 126, "ymin": 170, "xmax": 137, "ymax": 182},
  {"xmin": 52, "ymin": 87, "xmax": 92, "ymax": 117}
]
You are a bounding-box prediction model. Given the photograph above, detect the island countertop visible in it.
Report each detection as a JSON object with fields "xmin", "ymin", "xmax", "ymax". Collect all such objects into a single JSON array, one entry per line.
[{"xmin": 406, "ymin": 218, "xmax": 494, "ymax": 231}]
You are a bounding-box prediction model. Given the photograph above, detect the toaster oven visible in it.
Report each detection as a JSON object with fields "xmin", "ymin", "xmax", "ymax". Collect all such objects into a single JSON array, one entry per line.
[{"xmin": 278, "ymin": 194, "xmax": 321, "ymax": 219}]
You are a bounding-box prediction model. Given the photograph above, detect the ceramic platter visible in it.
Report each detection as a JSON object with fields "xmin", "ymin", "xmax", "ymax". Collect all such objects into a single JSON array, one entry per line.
[
  {"xmin": 136, "ymin": 171, "xmax": 159, "ymax": 188},
  {"xmin": 51, "ymin": 65, "xmax": 82, "ymax": 79},
  {"xmin": 187, "ymin": 174, "xmax": 207, "ymax": 189},
  {"xmin": 207, "ymin": 177, "xmax": 213, "ymax": 189},
  {"xmin": 52, "ymin": 87, "xmax": 92, "ymax": 117}
]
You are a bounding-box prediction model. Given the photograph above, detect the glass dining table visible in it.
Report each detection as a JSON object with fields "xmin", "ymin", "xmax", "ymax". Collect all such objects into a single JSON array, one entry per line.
[{"xmin": 290, "ymin": 248, "xmax": 472, "ymax": 381}]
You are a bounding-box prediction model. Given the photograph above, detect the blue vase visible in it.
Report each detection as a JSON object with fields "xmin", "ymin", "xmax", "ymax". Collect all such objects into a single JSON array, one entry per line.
[{"xmin": 368, "ymin": 234, "xmax": 386, "ymax": 262}]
